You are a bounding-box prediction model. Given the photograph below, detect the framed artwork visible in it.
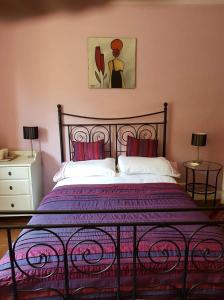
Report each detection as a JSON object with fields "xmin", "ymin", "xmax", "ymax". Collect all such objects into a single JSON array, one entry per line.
[{"xmin": 88, "ymin": 37, "xmax": 136, "ymax": 89}]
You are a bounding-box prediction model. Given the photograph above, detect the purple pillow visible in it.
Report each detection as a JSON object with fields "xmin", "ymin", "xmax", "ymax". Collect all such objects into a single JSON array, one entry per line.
[
  {"xmin": 72, "ymin": 139, "xmax": 105, "ymax": 161},
  {"xmin": 126, "ymin": 136, "xmax": 158, "ymax": 157}
]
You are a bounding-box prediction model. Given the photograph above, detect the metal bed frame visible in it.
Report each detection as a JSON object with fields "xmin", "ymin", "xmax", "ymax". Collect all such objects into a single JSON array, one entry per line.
[
  {"xmin": 0, "ymin": 102, "xmax": 224, "ymax": 300},
  {"xmin": 57, "ymin": 102, "xmax": 168, "ymax": 162}
]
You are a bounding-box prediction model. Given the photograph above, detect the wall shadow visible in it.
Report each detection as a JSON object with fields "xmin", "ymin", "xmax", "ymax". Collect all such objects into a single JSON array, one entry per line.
[
  {"xmin": 41, "ymin": 151, "xmax": 60, "ymax": 195},
  {"xmin": 0, "ymin": 0, "xmax": 113, "ymax": 21}
]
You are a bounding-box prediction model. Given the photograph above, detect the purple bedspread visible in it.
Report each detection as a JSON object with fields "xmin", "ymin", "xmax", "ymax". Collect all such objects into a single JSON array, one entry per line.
[{"xmin": 0, "ymin": 183, "xmax": 224, "ymax": 299}]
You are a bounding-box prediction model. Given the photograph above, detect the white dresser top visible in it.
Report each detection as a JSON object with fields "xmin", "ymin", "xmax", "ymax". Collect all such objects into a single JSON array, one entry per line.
[{"xmin": 0, "ymin": 151, "xmax": 40, "ymax": 167}]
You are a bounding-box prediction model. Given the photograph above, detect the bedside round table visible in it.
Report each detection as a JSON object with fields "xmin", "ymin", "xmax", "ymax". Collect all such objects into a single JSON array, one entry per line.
[{"xmin": 183, "ymin": 161, "xmax": 222, "ymax": 206}]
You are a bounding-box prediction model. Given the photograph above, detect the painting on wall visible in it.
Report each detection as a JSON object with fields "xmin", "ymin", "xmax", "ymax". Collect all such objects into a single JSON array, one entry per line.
[{"xmin": 88, "ymin": 37, "xmax": 136, "ymax": 89}]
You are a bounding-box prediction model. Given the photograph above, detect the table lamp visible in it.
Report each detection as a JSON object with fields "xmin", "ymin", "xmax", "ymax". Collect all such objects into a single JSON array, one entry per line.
[
  {"xmin": 191, "ymin": 132, "xmax": 207, "ymax": 164},
  {"xmin": 23, "ymin": 126, "xmax": 38, "ymax": 158}
]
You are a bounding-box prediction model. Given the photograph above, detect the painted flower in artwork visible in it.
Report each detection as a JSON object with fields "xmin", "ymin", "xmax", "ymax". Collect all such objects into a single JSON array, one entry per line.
[{"xmin": 95, "ymin": 46, "xmax": 107, "ymax": 88}]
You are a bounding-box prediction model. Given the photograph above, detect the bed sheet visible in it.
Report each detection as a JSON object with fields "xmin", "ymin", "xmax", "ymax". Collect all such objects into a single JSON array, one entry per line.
[{"xmin": 54, "ymin": 173, "xmax": 177, "ymax": 189}]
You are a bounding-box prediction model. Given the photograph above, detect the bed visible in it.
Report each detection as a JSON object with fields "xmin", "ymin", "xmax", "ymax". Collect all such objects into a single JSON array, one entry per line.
[{"xmin": 0, "ymin": 103, "xmax": 224, "ymax": 300}]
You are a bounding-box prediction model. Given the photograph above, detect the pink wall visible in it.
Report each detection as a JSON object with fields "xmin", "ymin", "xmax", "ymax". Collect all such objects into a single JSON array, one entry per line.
[{"xmin": 0, "ymin": 3, "xmax": 224, "ymax": 194}]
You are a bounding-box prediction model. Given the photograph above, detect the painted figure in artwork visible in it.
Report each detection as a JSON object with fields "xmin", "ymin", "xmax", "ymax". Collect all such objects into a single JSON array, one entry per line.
[
  {"xmin": 108, "ymin": 39, "xmax": 125, "ymax": 88},
  {"xmin": 89, "ymin": 37, "xmax": 135, "ymax": 89}
]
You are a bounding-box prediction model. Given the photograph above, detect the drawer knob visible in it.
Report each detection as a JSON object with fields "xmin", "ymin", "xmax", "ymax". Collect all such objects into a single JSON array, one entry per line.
[
  {"xmin": 11, "ymin": 203, "xmax": 14, "ymax": 208},
  {"xmin": 8, "ymin": 171, "xmax": 12, "ymax": 176},
  {"xmin": 9, "ymin": 186, "xmax": 13, "ymax": 190}
]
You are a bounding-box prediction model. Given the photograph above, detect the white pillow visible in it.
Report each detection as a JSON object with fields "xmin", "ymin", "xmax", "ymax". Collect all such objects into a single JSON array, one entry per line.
[
  {"xmin": 53, "ymin": 158, "xmax": 116, "ymax": 182},
  {"xmin": 118, "ymin": 156, "xmax": 180, "ymax": 178}
]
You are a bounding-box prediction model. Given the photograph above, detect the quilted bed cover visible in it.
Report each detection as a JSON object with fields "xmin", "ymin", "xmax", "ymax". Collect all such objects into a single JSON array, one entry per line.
[{"xmin": 0, "ymin": 183, "xmax": 224, "ymax": 299}]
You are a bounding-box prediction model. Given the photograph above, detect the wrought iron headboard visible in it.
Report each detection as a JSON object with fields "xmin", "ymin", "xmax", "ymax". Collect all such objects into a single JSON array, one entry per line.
[{"xmin": 57, "ymin": 102, "xmax": 168, "ymax": 163}]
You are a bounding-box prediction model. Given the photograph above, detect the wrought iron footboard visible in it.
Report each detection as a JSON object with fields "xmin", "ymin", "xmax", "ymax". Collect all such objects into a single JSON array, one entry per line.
[{"xmin": 0, "ymin": 207, "xmax": 224, "ymax": 300}]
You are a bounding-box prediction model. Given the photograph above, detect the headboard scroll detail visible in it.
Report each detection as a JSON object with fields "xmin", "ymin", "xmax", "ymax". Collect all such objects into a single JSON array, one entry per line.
[{"xmin": 57, "ymin": 103, "xmax": 168, "ymax": 163}]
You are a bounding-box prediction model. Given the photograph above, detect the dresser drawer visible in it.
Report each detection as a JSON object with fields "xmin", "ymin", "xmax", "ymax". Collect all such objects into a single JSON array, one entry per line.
[
  {"xmin": 0, "ymin": 180, "xmax": 30, "ymax": 195},
  {"xmin": 0, "ymin": 167, "xmax": 29, "ymax": 180},
  {"xmin": 0, "ymin": 195, "xmax": 32, "ymax": 210}
]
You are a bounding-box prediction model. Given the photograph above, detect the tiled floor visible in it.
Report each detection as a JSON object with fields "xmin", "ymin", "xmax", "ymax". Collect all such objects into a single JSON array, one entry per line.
[{"xmin": 0, "ymin": 217, "xmax": 30, "ymax": 257}]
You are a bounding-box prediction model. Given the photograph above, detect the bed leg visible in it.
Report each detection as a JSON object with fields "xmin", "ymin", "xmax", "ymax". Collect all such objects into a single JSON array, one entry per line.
[{"xmin": 7, "ymin": 229, "xmax": 18, "ymax": 300}]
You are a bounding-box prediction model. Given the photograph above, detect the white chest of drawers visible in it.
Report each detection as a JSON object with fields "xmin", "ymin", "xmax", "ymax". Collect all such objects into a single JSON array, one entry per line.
[{"xmin": 0, "ymin": 151, "xmax": 42, "ymax": 212}]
